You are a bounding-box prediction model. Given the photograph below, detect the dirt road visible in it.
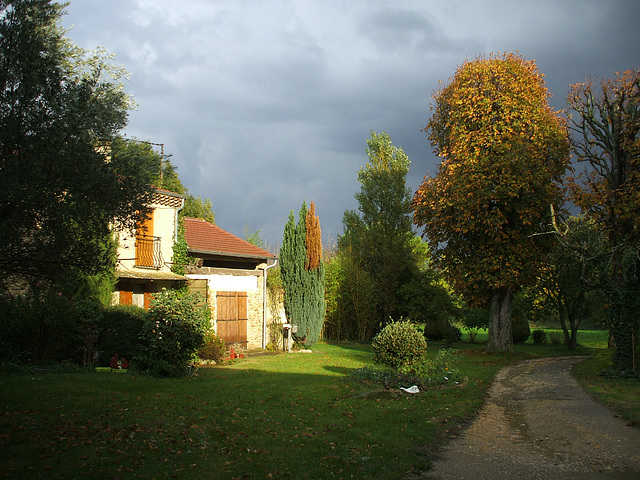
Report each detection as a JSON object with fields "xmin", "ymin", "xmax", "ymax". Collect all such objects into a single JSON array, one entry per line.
[{"xmin": 422, "ymin": 356, "xmax": 640, "ymax": 479}]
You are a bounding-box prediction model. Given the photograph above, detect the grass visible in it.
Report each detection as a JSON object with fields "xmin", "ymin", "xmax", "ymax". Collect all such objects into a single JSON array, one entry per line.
[
  {"xmin": 572, "ymin": 348, "xmax": 640, "ymax": 426},
  {"xmin": 0, "ymin": 343, "xmax": 514, "ymax": 479},
  {"xmin": 1, "ymin": 331, "xmax": 637, "ymax": 479}
]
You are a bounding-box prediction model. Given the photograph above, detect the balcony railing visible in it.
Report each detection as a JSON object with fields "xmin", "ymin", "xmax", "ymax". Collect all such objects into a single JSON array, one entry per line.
[{"xmin": 135, "ymin": 235, "xmax": 164, "ymax": 270}]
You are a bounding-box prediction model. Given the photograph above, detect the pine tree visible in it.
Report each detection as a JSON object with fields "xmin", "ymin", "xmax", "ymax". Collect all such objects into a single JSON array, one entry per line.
[{"xmin": 280, "ymin": 201, "xmax": 326, "ymax": 347}]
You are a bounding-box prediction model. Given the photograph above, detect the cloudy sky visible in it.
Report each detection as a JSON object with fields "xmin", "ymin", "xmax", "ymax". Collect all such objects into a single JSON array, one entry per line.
[{"xmin": 60, "ymin": 0, "xmax": 639, "ymax": 249}]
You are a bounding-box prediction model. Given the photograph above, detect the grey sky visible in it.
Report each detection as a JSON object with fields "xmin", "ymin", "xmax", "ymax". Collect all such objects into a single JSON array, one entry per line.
[{"xmin": 60, "ymin": 0, "xmax": 640, "ymax": 249}]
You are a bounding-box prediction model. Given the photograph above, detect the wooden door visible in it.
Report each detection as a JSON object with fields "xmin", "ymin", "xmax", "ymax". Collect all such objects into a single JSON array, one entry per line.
[{"xmin": 216, "ymin": 291, "xmax": 248, "ymax": 346}]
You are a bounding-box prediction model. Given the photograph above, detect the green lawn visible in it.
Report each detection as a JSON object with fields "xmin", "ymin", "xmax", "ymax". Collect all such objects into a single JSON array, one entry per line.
[{"xmin": 1, "ymin": 332, "xmax": 637, "ymax": 479}]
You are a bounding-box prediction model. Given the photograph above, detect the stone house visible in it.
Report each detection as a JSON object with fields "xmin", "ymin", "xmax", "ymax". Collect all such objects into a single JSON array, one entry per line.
[
  {"xmin": 182, "ymin": 217, "xmax": 280, "ymax": 350},
  {"xmin": 113, "ymin": 188, "xmax": 188, "ymax": 308}
]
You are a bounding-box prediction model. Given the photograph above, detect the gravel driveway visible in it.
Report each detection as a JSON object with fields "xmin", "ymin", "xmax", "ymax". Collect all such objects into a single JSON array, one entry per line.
[{"xmin": 422, "ymin": 356, "xmax": 640, "ymax": 479}]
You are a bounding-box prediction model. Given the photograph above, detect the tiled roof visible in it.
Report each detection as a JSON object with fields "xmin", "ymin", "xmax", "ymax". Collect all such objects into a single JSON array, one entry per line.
[{"xmin": 183, "ymin": 217, "xmax": 275, "ymax": 259}]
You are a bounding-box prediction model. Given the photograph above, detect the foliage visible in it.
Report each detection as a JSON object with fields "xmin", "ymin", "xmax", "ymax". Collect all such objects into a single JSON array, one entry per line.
[
  {"xmin": 243, "ymin": 225, "xmax": 266, "ymax": 249},
  {"xmin": 135, "ymin": 290, "xmax": 209, "ymax": 377},
  {"xmin": 182, "ymin": 195, "xmax": 215, "ymax": 224},
  {"xmin": 0, "ymin": 286, "xmax": 103, "ymax": 364},
  {"xmin": 197, "ymin": 330, "xmax": 226, "ymax": 363},
  {"xmin": 460, "ymin": 306, "xmax": 489, "ymax": 343},
  {"xmin": 339, "ymin": 132, "xmax": 421, "ymax": 329},
  {"xmin": 322, "ymin": 246, "xmax": 377, "ymax": 341},
  {"xmin": 398, "ymin": 269, "xmax": 459, "ymax": 325},
  {"xmin": 280, "ymin": 201, "xmax": 325, "ymax": 346},
  {"xmin": 371, "ymin": 320, "xmax": 427, "ymax": 370},
  {"xmin": 567, "ymin": 69, "xmax": 640, "ymax": 372},
  {"xmin": 511, "ymin": 314, "xmax": 531, "ymax": 344},
  {"xmin": 0, "ymin": 0, "xmax": 154, "ymax": 286},
  {"xmin": 95, "ymin": 304, "xmax": 145, "ymax": 367},
  {"xmin": 170, "ymin": 217, "xmax": 192, "ymax": 275},
  {"xmin": 112, "ymin": 138, "xmax": 216, "ymax": 224},
  {"xmin": 423, "ymin": 317, "xmax": 451, "ymax": 341},
  {"xmin": 532, "ymin": 329, "xmax": 547, "ymax": 344},
  {"xmin": 305, "ymin": 202, "xmax": 322, "ymax": 270},
  {"xmin": 443, "ymin": 324, "xmax": 463, "ymax": 344},
  {"xmin": 413, "ymin": 52, "xmax": 571, "ymax": 352},
  {"xmin": 536, "ymin": 216, "xmax": 607, "ymax": 349}
]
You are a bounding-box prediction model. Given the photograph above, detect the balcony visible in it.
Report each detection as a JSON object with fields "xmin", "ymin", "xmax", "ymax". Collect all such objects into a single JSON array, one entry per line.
[{"xmin": 135, "ymin": 235, "xmax": 164, "ymax": 270}]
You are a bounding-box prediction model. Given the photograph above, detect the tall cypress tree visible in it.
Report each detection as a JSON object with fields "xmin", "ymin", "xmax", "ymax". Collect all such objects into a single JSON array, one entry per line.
[{"xmin": 280, "ymin": 201, "xmax": 325, "ymax": 346}]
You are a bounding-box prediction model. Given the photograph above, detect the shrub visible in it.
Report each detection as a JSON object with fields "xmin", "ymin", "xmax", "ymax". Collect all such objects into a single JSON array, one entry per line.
[
  {"xmin": 444, "ymin": 324, "xmax": 462, "ymax": 344},
  {"xmin": 0, "ymin": 288, "xmax": 84, "ymax": 364},
  {"xmin": 135, "ymin": 290, "xmax": 210, "ymax": 377},
  {"xmin": 532, "ymin": 329, "xmax": 546, "ymax": 344},
  {"xmin": 197, "ymin": 331, "xmax": 226, "ymax": 363},
  {"xmin": 460, "ymin": 307, "xmax": 489, "ymax": 343},
  {"xmin": 95, "ymin": 305, "xmax": 145, "ymax": 367},
  {"xmin": 372, "ymin": 319, "xmax": 427, "ymax": 370},
  {"xmin": 423, "ymin": 317, "xmax": 462, "ymax": 342},
  {"xmin": 353, "ymin": 349, "xmax": 466, "ymax": 390},
  {"xmin": 549, "ymin": 332, "xmax": 563, "ymax": 345},
  {"xmin": 512, "ymin": 315, "xmax": 531, "ymax": 343}
]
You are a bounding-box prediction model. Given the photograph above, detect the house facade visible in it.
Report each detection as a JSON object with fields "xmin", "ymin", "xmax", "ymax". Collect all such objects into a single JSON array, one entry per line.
[
  {"xmin": 183, "ymin": 217, "xmax": 280, "ymax": 350},
  {"xmin": 114, "ymin": 188, "xmax": 188, "ymax": 308}
]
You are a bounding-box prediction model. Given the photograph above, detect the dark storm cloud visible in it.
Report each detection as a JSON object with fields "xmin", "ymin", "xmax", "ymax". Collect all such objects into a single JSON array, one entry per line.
[{"xmin": 61, "ymin": 0, "xmax": 639, "ymax": 247}]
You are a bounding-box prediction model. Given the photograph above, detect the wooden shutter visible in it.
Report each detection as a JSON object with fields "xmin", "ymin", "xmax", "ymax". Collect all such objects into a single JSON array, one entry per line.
[
  {"xmin": 119, "ymin": 289, "xmax": 132, "ymax": 305},
  {"xmin": 135, "ymin": 210, "xmax": 155, "ymax": 267},
  {"xmin": 216, "ymin": 291, "xmax": 248, "ymax": 346}
]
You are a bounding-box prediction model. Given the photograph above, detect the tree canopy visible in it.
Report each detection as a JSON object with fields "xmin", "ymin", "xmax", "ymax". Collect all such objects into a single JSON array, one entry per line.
[
  {"xmin": 0, "ymin": 0, "xmax": 152, "ymax": 287},
  {"xmin": 339, "ymin": 131, "xmax": 418, "ymax": 327},
  {"xmin": 413, "ymin": 52, "xmax": 571, "ymax": 351}
]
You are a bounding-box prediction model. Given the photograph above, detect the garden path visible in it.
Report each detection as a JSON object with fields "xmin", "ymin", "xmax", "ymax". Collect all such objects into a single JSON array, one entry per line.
[{"xmin": 421, "ymin": 356, "xmax": 640, "ymax": 479}]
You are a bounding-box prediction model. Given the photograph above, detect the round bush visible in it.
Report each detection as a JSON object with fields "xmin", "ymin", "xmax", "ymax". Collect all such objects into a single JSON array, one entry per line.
[
  {"xmin": 512, "ymin": 315, "xmax": 531, "ymax": 343},
  {"xmin": 135, "ymin": 290, "xmax": 210, "ymax": 377},
  {"xmin": 372, "ymin": 320, "xmax": 427, "ymax": 370}
]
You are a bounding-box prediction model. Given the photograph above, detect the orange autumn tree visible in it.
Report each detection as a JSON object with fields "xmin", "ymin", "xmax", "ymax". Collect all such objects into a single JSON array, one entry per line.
[
  {"xmin": 305, "ymin": 201, "xmax": 322, "ymax": 271},
  {"xmin": 412, "ymin": 52, "xmax": 570, "ymax": 351}
]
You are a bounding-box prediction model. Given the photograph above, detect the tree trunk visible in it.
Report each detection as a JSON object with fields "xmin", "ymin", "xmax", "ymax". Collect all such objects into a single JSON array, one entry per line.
[
  {"xmin": 609, "ymin": 249, "xmax": 636, "ymax": 373},
  {"xmin": 557, "ymin": 295, "xmax": 572, "ymax": 349},
  {"xmin": 487, "ymin": 286, "xmax": 513, "ymax": 352}
]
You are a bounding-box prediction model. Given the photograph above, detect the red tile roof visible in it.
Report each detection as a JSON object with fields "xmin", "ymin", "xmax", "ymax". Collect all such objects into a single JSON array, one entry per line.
[{"xmin": 183, "ymin": 217, "xmax": 274, "ymax": 259}]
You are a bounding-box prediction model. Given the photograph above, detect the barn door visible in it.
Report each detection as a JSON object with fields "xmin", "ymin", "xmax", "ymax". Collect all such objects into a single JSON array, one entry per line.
[{"xmin": 216, "ymin": 291, "xmax": 248, "ymax": 347}]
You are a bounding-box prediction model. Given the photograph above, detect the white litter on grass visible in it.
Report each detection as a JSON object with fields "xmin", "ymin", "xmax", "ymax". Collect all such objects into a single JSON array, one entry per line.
[{"xmin": 400, "ymin": 385, "xmax": 420, "ymax": 394}]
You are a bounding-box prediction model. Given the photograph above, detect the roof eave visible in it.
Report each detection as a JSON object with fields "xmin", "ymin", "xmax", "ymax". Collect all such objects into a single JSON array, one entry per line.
[{"xmin": 187, "ymin": 248, "xmax": 274, "ymax": 261}]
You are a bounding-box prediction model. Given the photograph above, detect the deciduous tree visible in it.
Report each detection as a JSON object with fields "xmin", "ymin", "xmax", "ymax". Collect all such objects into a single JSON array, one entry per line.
[
  {"xmin": 537, "ymin": 216, "xmax": 606, "ymax": 350},
  {"xmin": 413, "ymin": 52, "xmax": 570, "ymax": 351},
  {"xmin": 339, "ymin": 131, "xmax": 418, "ymax": 329},
  {"xmin": 0, "ymin": 0, "xmax": 151, "ymax": 287},
  {"xmin": 567, "ymin": 70, "xmax": 640, "ymax": 371}
]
